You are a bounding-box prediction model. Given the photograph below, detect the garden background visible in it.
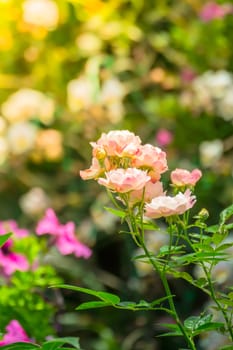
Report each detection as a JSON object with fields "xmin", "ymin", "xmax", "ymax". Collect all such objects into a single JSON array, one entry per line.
[{"xmin": 0, "ymin": 0, "xmax": 233, "ymax": 349}]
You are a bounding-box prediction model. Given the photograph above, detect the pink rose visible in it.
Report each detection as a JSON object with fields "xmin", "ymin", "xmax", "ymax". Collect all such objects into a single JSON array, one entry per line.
[
  {"xmin": 80, "ymin": 157, "xmax": 103, "ymax": 180},
  {"xmin": 133, "ymin": 144, "xmax": 168, "ymax": 181},
  {"xmin": 98, "ymin": 168, "xmax": 151, "ymax": 193},
  {"xmin": 129, "ymin": 181, "xmax": 164, "ymax": 206},
  {"xmin": 145, "ymin": 190, "xmax": 196, "ymax": 219},
  {"xmin": 171, "ymin": 168, "xmax": 202, "ymax": 187},
  {"xmin": 91, "ymin": 130, "xmax": 141, "ymax": 157}
]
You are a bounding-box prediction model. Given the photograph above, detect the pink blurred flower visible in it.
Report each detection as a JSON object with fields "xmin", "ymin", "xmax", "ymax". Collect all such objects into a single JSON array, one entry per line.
[
  {"xmin": 0, "ymin": 320, "xmax": 31, "ymax": 345},
  {"xmin": 133, "ymin": 144, "xmax": 168, "ymax": 181},
  {"xmin": 171, "ymin": 168, "xmax": 202, "ymax": 187},
  {"xmin": 129, "ymin": 181, "xmax": 164, "ymax": 206},
  {"xmin": 98, "ymin": 168, "xmax": 151, "ymax": 193},
  {"xmin": 0, "ymin": 221, "xmax": 29, "ymax": 276},
  {"xmin": 145, "ymin": 190, "xmax": 196, "ymax": 219},
  {"xmin": 0, "ymin": 249, "xmax": 29, "ymax": 276},
  {"xmin": 36, "ymin": 208, "xmax": 92, "ymax": 259},
  {"xmin": 56, "ymin": 222, "xmax": 92, "ymax": 258},
  {"xmin": 36, "ymin": 207, "xmax": 60, "ymax": 235},
  {"xmin": 0, "ymin": 220, "xmax": 29, "ymax": 238},
  {"xmin": 91, "ymin": 130, "xmax": 141, "ymax": 157},
  {"xmin": 199, "ymin": 2, "xmax": 232, "ymax": 22},
  {"xmin": 155, "ymin": 129, "xmax": 173, "ymax": 147}
]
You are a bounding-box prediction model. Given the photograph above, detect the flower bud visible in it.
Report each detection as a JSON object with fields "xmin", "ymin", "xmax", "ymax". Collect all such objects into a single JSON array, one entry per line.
[{"xmin": 197, "ymin": 208, "xmax": 209, "ymax": 221}]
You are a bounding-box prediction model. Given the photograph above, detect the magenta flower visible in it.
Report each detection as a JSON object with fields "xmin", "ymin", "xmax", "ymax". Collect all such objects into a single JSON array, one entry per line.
[
  {"xmin": 36, "ymin": 209, "xmax": 92, "ymax": 259},
  {"xmin": 199, "ymin": 2, "xmax": 232, "ymax": 22},
  {"xmin": 0, "ymin": 220, "xmax": 29, "ymax": 238},
  {"xmin": 36, "ymin": 208, "xmax": 60, "ymax": 235},
  {"xmin": 0, "ymin": 320, "xmax": 31, "ymax": 345},
  {"xmin": 0, "ymin": 221, "xmax": 29, "ymax": 276},
  {"xmin": 155, "ymin": 129, "xmax": 173, "ymax": 147}
]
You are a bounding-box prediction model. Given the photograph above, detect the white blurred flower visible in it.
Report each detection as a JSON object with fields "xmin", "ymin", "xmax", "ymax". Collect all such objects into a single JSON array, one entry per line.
[
  {"xmin": 22, "ymin": 0, "xmax": 59, "ymax": 30},
  {"xmin": 193, "ymin": 70, "xmax": 233, "ymax": 100},
  {"xmin": 1, "ymin": 89, "xmax": 55, "ymax": 124},
  {"xmin": 0, "ymin": 116, "xmax": 7, "ymax": 135},
  {"xmin": 19, "ymin": 187, "xmax": 51, "ymax": 216},
  {"xmin": 199, "ymin": 139, "xmax": 224, "ymax": 167},
  {"xmin": 0, "ymin": 137, "xmax": 8, "ymax": 164},
  {"xmin": 106, "ymin": 102, "xmax": 124, "ymax": 123},
  {"xmin": 211, "ymin": 261, "xmax": 233, "ymax": 285},
  {"xmin": 7, "ymin": 122, "xmax": 37, "ymax": 155},
  {"xmin": 199, "ymin": 331, "xmax": 231, "ymax": 350},
  {"xmin": 100, "ymin": 78, "xmax": 126, "ymax": 105},
  {"xmin": 218, "ymin": 87, "xmax": 233, "ymax": 121},
  {"xmin": 67, "ymin": 77, "xmax": 94, "ymax": 112},
  {"xmin": 76, "ymin": 33, "xmax": 102, "ymax": 56}
]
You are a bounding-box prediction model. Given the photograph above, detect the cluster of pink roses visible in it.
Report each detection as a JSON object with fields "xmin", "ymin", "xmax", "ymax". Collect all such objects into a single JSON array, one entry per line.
[{"xmin": 80, "ymin": 130, "xmax": 202, "ymax": 218}]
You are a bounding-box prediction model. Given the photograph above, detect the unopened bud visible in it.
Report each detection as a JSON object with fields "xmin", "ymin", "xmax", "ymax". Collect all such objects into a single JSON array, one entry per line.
[
  {"xmin": 197, "ymin": 208, "xmax": 209, "ymax": 221},
  {"xmin": 93, "ymin": 146, "xmax": 106, "ymax": 160}
]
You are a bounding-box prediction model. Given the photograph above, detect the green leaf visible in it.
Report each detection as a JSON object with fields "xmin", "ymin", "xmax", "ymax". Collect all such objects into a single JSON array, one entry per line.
[
  {"xmin": 205, "ymin": 225, "xmax": 219, "ymax": 233},
  {"xmin": 220, "ymin": 204, "xmax": 233, "ymax": 225},
  {"xmin": 55, "ymin": 284, "xmax": 120, "ymax": 304},
  {"xmin": 150, "ymin": 295, "xmax": 175, "ymax": 307},
  {"xmin": 0, "ymin": 232, "xmax": 12, "ymax": 247},
  {"xmin": 42, "ymin": 337, "xmax": 81, "ymax": 350},
  {"xmin": 0, "ymin": 343, "xmax": 40, "ymax": 350},
  {"xmin": 194, "ymin": 322, "xmax": 224, "ymax": 333},
  {"xmin": 76, "ymin": 301, "xmax": 112, "ymax": 310},
  {"xmin": 104, "ymin": 207, "xmax": 126, "ymax": 219}
]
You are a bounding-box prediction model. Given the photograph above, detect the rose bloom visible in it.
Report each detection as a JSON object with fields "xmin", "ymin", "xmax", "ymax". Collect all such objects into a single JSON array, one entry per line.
[
  {"xmin": 91, "ymin": 130, "xmax": 141, "ymax": 158},
  {"xmin": 171, "ymin": 168, "xmax": 202, "ymax": 187},
  {"xmin": 22, "ymin": 0, "xmax": 59, "ymax": 30},
  {"xmin": 132, "ymin": 144, "xmax": 168, "ymax": 181},
  {"xmin": 80, "ymin": 157, "xmax": 104, "ymax": 180},
  {"xmin": 98, "ymin": 168, "xmax": 150, "ymax": 193},
  {"xmin": 145, "ymin": 190, "xmax": 196, "ymax": 219},
  {"xmin": 128, "ymin": 180, "xmax": 164, "ymax": 206}
]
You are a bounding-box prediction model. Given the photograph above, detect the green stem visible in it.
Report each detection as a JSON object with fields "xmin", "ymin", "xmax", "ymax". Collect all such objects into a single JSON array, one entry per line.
[
  {"xmin": 125, "ymin": 208, "xmax": 196, "ymax": 350},
  {"xmin": 201, "ymin": 263, "xmax": 233, "ymax": 340},
  {"xmin": 140, "ymin": 239, "xmax": 196, "ymax": 350}
]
